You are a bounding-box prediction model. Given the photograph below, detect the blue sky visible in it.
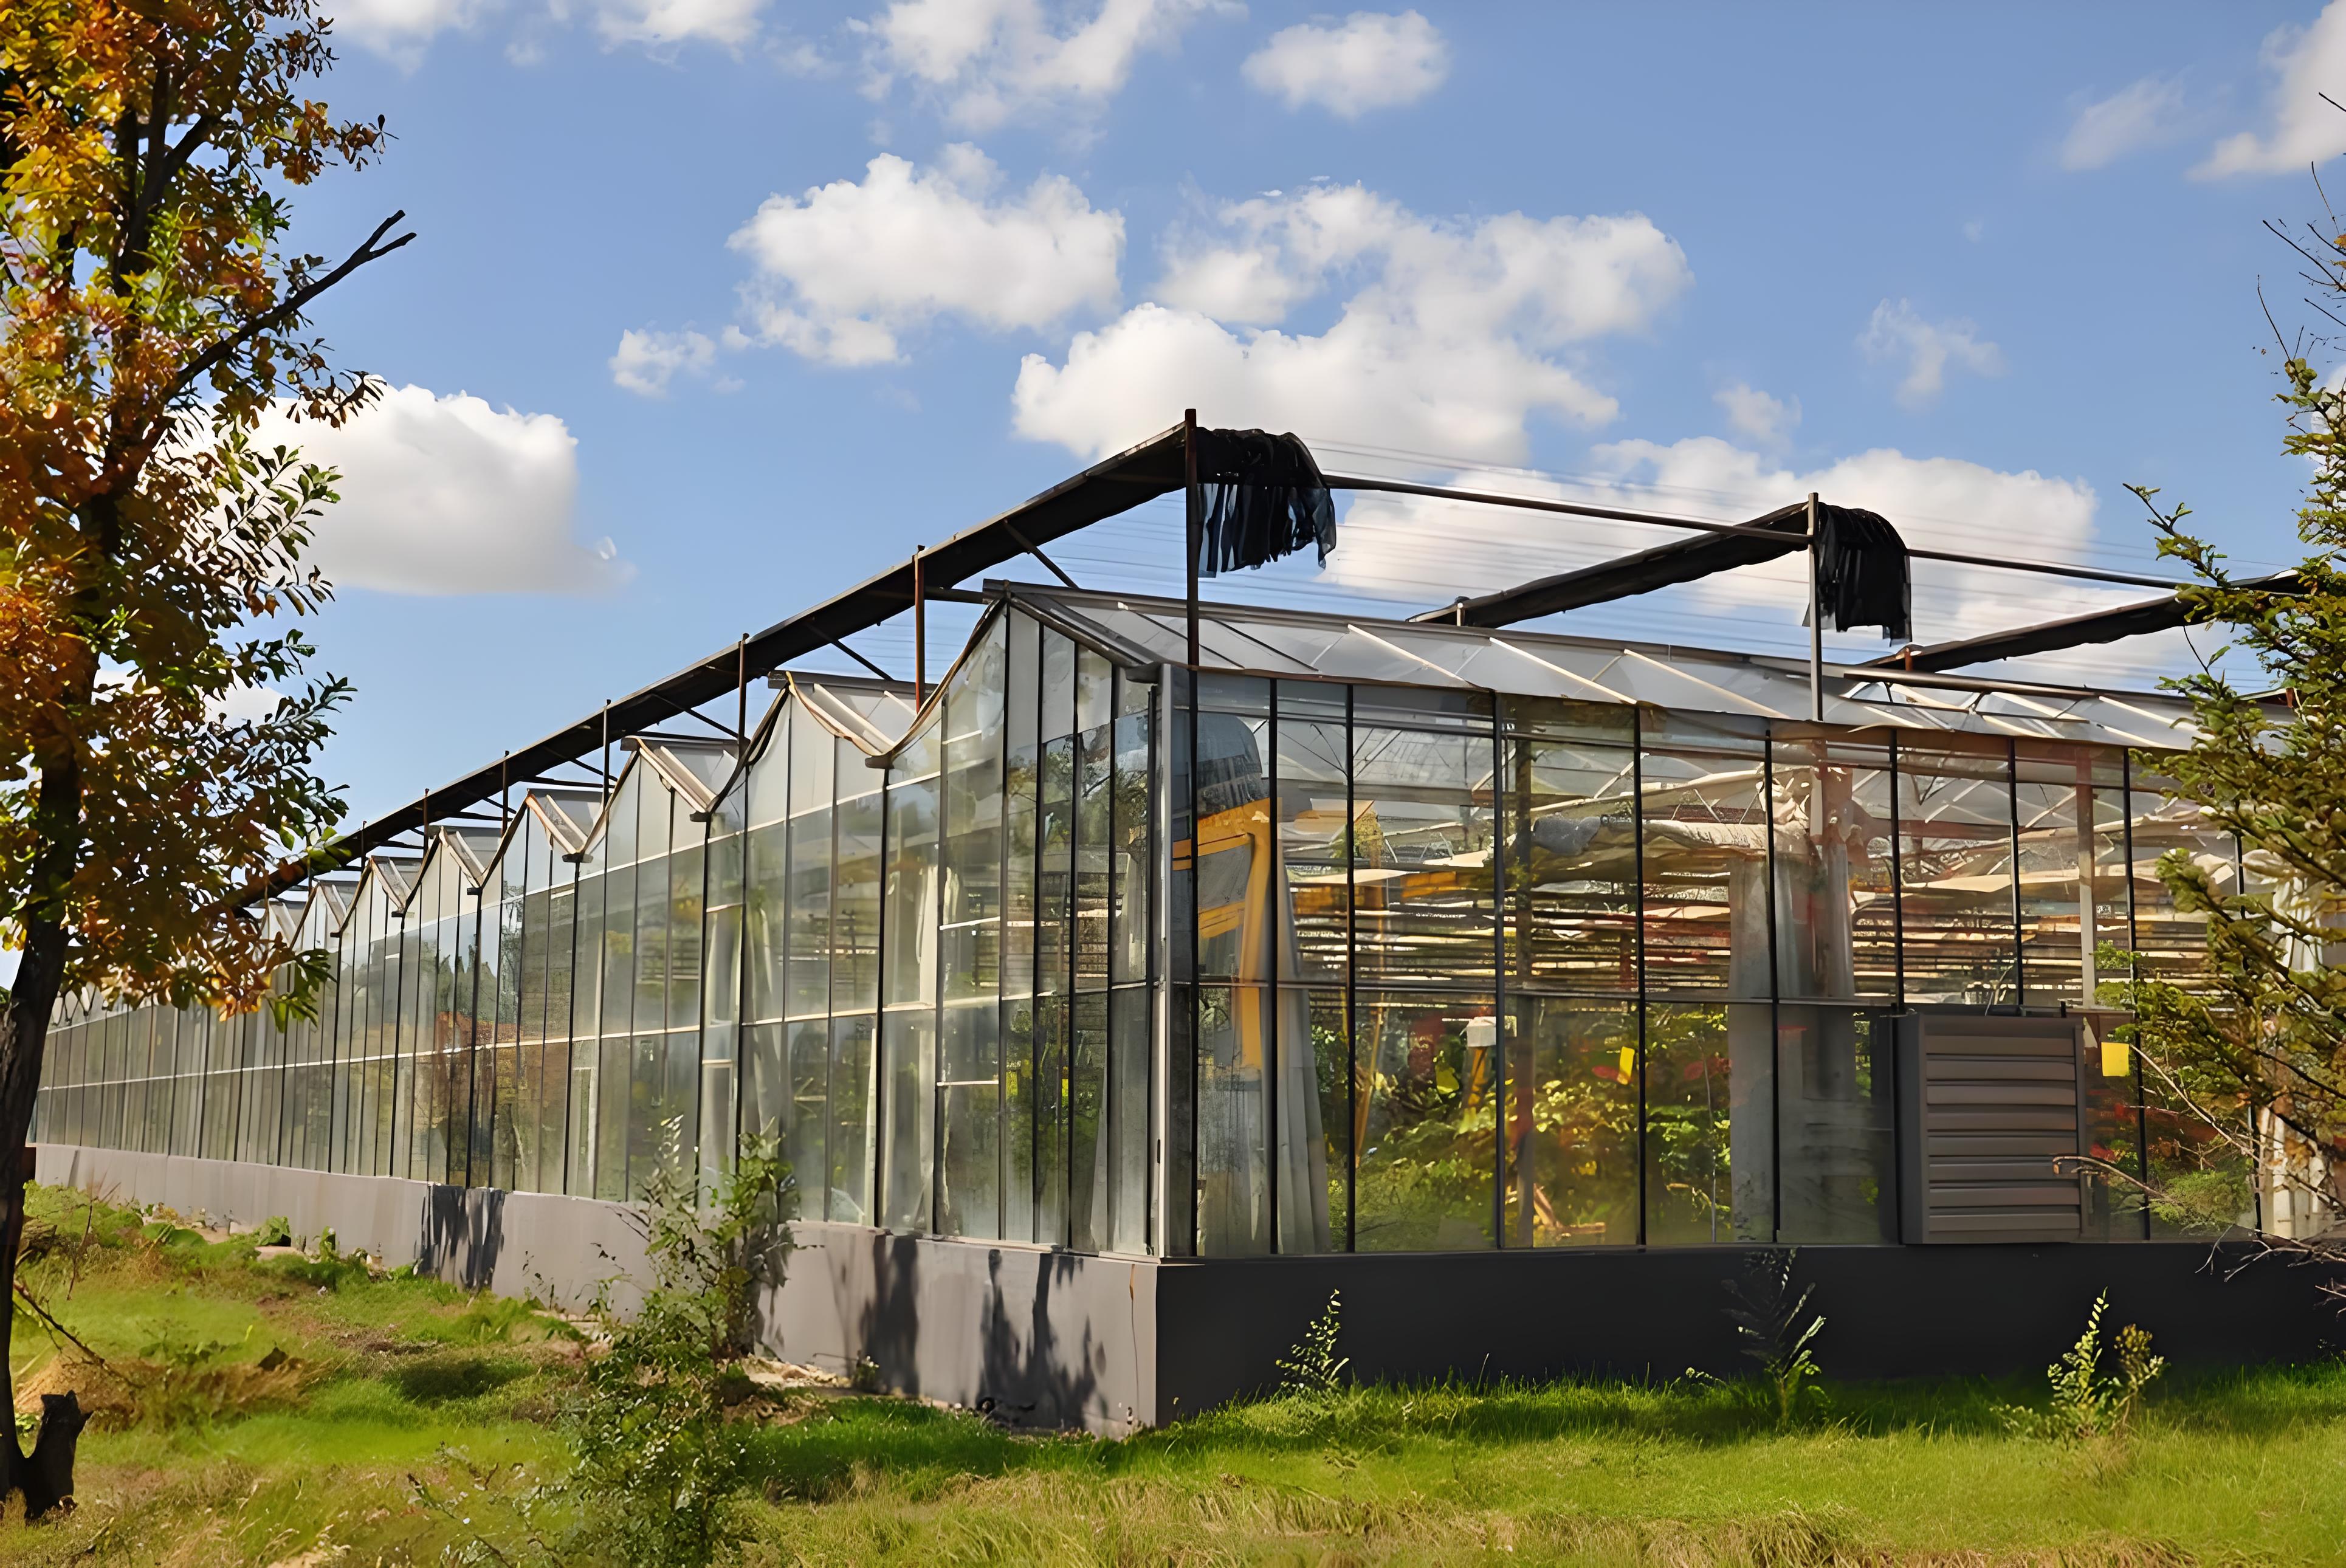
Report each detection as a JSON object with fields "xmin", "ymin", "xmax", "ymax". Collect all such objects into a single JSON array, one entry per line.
[{"xmin": 277, "ymin": 0, "xmax": 2346, "ymax": 827}]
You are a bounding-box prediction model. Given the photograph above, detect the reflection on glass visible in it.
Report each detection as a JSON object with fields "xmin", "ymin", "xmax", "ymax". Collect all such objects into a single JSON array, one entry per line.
[
  {"xmin": 1503, "ymin": 998, "xmax": 1637, "ymax": 1246},
  {"xmin": 1355, "ymin": 991, "xmax": 1495, "ymax": 1252},
  {"xmin": 1774, "ymin": 1006, "xmax": 1893, "ymax": 1242},
  {"xmin": 1899, "ymin": 740, "xmax": 2017, "ymax": 1005},
  {"xmin": 1644, "ymin": 1001, "xmax": 1771, "ymax": 1243}
]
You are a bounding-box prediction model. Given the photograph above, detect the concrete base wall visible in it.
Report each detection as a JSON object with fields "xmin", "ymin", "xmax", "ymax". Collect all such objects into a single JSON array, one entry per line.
[
  {"xmin": 40, "ymin": 1146, "xmax": 2344, "ymax": 1434},
  {"xmin": 35, "ymin": 1144, "xmax": 1160, "ymax": 1434}
]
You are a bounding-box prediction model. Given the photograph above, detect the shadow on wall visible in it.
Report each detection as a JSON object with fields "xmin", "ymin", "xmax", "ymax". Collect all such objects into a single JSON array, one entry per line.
[
  {"xmin": 853, "ymin": 1238, "xmax": 1106, "ymax": 1429},
  {"xmin": 416, "ymin": 1183, "xmax": 506, "ymax": 1292}
]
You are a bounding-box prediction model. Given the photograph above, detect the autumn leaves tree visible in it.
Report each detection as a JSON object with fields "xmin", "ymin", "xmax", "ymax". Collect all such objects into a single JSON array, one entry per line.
[{"xmin": 0, "ymin": 1, "xmax": 404, "ymax": 1517}]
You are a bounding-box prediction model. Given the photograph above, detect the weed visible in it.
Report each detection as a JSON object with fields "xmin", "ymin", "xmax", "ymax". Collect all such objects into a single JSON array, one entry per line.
[
  {"xmin": 1274, "ymin": 1290, "xmax": 1350, "ymax": 1400},
  {"xmin": 555, "ymin": 1132, "xmax": 794, "ymax": 1567},
  {"xmin": 253, "ymin": 1216, "xmax": 294, "ymax": 1248},
  {"xmin": 1725, "ymin": 1249, "xmax": 1826, "ymax": 1428},
  {"xmin": 2000, "ymin": 1291, "xmax": 2167, "ymax": 1441}
]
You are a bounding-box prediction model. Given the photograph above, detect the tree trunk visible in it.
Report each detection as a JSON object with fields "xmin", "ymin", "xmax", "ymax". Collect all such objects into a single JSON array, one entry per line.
[{"xmin": 0, "ymin": 746, "xmax": 87, "ymax": 1519}]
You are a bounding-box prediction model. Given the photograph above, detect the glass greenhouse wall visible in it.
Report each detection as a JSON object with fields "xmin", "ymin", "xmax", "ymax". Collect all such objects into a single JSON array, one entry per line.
[{"xmin": 34, "ymin": 600, "xmax": 2257, "ymax": 1257}]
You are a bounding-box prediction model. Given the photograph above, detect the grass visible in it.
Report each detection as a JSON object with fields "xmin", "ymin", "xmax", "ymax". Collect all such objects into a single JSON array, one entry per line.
[{"xmin": 0, "ymin": 1183, "xmax": 2341, "ymax": 1566}]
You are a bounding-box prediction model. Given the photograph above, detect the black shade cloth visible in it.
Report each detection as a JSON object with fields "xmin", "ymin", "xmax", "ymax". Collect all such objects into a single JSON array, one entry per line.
[
  {"xmin": 1192, "ymin": 428, "xmax": 1337, "ymax": 577},
  {"xmin": 1812, "ymin": 504, "xmax": 1911, "ymax": 641}
]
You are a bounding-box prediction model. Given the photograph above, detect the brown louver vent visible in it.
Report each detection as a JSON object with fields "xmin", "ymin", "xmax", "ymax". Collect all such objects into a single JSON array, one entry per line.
[{"xmin": 1894, "ymin": 1013, "xmax": 2087, "ymax": 1244}]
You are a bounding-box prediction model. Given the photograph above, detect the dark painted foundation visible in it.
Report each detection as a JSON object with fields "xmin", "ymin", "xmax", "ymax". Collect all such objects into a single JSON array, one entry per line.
[{"xmin": 1153, "ymin": 1243, "xmax": 2346, "ymax": 1420}]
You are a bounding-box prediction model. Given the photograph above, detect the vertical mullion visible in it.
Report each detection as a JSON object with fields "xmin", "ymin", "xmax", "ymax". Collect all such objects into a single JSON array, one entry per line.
[
  {"xmin": 1888, "ymin": 736, "xmax": 1905, "ymax": 1009},
  {"xmin": 2123, "ymin": 747, "xmax": 2147, "ymax": 1239},
  {"xmin": 1630, "ymin": 703, "xmax": 1648, "ymax": 1249},
  {"xmin": 1343, "ymin": 684, "xmax": 1357, "ymax": 1254},
  {"xmin": 1761, "ymin": 732, "xmax": 1781, "ymax": 1242},
  {"xmin": 1262, "ymin": 682, "xmax": 1279, "ymax": 1252},
  {"xmin": 1489, "ymin": 700, "xmax": 1507, "ymax": 1249},
  {"xmin": 2007, "ymin": 738, "xmax": 2025, "ymax": 1008}
]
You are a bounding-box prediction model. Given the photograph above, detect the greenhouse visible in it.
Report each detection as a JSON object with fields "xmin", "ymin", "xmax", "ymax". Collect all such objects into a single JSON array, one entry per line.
[{"xmin": 30, "ymin": 423, "xmax": 2339, "ymax": 1428}]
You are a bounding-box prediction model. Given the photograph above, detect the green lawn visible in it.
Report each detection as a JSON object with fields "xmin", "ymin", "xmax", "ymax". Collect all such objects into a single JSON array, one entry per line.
[{"xmin": 2, "ymin": 1185, "xmax": 2342, "ymax": 1566}]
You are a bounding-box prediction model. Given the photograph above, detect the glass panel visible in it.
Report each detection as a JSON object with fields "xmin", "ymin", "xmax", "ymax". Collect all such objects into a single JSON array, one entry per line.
[
  {"xmin": 883, "ymin": 771, "xmax": 940, "ymax": 1009},
  {"xmin": 1110, "ymin": 674, "xmax": 1152, "ymax": 987},
  {"xmin": 1350, "ymin": 725, "xmax": 1497, "ymax": 988},
  {"xmin": 2130, "ymin": 776, "xmax": 2236, "ymax": 991},
  {"xmin": 786, "ymin": 1018, "xmax": 828, "ymax": 1219},
  {"xmin": 1034, "ymin": 992, "xmax": 1068, "ymax": 1242},
  {"xmin": 943, "ymin": 639, "xmax": 1004, "ymax": 1006},
  {"xmin": 1195, "ymin": 710, "xmax": 1270, "ymax": 985},
  {"xmin": 1074, "ymin": 682, "xmax": 1112, "ymax": 991},
  {"xmin": 1501, "ymin": 704, "xmax": 1637, "ymax": 993},
  {"xmin": 1640, "ymin": 718, "xmax": 1769, "ymax": 999},
  {"xmin": 1502, "ymin": 997, "xmax": 1637, "ymax": 1247},
  {"xmin": 1354, "ymin": 991, "xmax": 1496, "ymax": 1251},
  {"xmin": 2010, "ymin": 746, "xmax": 2108, "ymax": 1009},
  {"xmin": 1899, "ymin": 740, "xmax": 2017, "ymax": 1006},
  {"xmin": 1274, "ymin": 988, "xmax": 1346, "ymax": 1253},
  {"xmin": 828, "ymin": 1013, "xmax": 876, "ymax": 1223},
  {"xmin": 1197, "ymin": 985, "xmax": 1268, "ymax": 1256},
  {"xmin": 1068, "ymin": 990, "xmax": 1108, "ymax": 1252},
  {"xmin": 1770, "ymin": 735, "xmax": 1896, "ymax": 1002},
  {"xmin": 879, "ymin": 1009, "xmax": 935, "ymax": 1232},
  {"xmin": 1003, "ymin": 613, "xmax": 1040, "ymax": 1005},
  {"xmin": 1645, "ymin": 1000, "xmax": 1773, "ymax": 1244},
  {"xmin": 786, "ymin": 808, "xmax": 832, "ymax": 1019},
  {"xmin": 1775, "ymin": 1005, "xmax": 1894, "ymax": 1243},
  {"xmin": 1002, "ymin": 997, "xmax": 1036, "ymax": 1240},
  {"xmin": 1107, "ymin": 985, "xmax": 1151, "ymax": 1254},
  {"xmin": 1275, "ymin": 716, "xmax": 1349, "ymax": 985},
  {"xmin": 938, "ymin": 999, "xmax": 1000, "ymax": 1239},
  {"xmin": 834, "ymin": 751, "xmax": 883, "ymax": 1016}
]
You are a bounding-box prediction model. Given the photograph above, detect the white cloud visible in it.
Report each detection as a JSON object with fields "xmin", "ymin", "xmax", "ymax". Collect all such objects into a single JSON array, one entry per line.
[
  {"xmin": 329, "ymin": 0, "xmax": 496, "ymax": 67},
  {"xmin": 583, "ymin": 0, "xmax": 766, "ymax": 49},
  {"xmin": 859, "ymin": 0, "xmax": 1231, "ymax": 131},
  {"xmin": 722, "ymin": 145, "xmax": 1123, "ymax": 366},
  {"xmin": 332, "ymin": 0, "xmax": 771, "ymax": 63},
  {"xmin": 610, "ymin": 328, "xmax": 718, "ymax": 396},
  {"xmin": 1714, "ymin": 382, "xmax": 1798, "ymax": 445},
  {"xmin": 1242, "ymin": 10, "xmax": 1449, "ymax": 119},
  {"xmin": 1858, "ymin": 298, "xmax": 2004, "ymax": 410},
  {"xmin": 1019, "ymin": 183, "xmax": 1692, "ymax": 460},
  {"xmin": 1323, "ymin": 437, "xmax": 2121, "ymax": 660},
  {"xmin": 255, "ymin": 385, "xmax": 625, "ymax": 596},
  {"xmin": 2198, "ymin": 2, "xmax": 2346, "ymax": 178},
  {"xmin": 2060, "ymin": 75, "xmax": 2190, "ymax": 171}
]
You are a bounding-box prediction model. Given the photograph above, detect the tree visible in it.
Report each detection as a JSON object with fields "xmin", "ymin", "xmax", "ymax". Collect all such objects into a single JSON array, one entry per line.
[
  {"xmin": 0, "ymin": 1, "xmax": 407, "ymax": 1517},
  {"xmin": 2110, "ymin": 179, "xmax": 2346, "ymax": 1261}
]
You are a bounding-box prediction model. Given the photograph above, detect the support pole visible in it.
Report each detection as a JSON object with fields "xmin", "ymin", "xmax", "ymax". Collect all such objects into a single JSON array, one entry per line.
[
  {"xmin": 1806, "ymin": 492, "xmax": 1824, "ymax": 723},
  {"xmin": 1184, "ymin": 408, "xmax": 1201, "ymax": 669},
  {"xmin": 913, "ymin": 545, "xmax": 927, "ymax": 707},
  {"xmin": 736, "ymin": 633, "xmax": 748, "ymax": 743}
]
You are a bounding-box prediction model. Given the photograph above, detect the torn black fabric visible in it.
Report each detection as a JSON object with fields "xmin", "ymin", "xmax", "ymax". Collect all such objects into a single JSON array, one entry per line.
[
  {"xmin": 1812, "ymin": 504, "xmax": 1911, "ymax": 640},
  {"xmin": 1192, "ymin": 428, "xmax": 1338, "ymax": 577}
]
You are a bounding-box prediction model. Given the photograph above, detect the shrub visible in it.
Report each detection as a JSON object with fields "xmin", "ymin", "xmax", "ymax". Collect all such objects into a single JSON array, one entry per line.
[
  {"xmin": 556, "ymin": 1133, "xmax": 793, "ymax": 1567},
  {"xmin": 1274, "ymin": 1290, "xmax": 1349, "ymax": 1400},
  {"xmin": 2000, "ymin": 1291, "xmax": 2166, "ymax": 1441}
]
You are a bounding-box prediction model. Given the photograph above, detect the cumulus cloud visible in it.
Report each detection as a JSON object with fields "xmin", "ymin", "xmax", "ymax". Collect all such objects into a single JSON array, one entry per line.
[
  {"xmin": 2060, "ymin": 75, "xmax": 2190, "ymax": 171},
  {"xmin": 1858, "ymin": 298, "xmax": 2004, "ymax": 410},
  {"xmin": 1242, "ymin": 10, "xmax": 1449, "ymax": 119},
  {"xmin": 582, "ymin": 0, "xmax": 767, "ymax": 49},
  {"xmin": 1017, "ymin": 182, "xmax": 1692, "ymax": 460},
  {"xmin": 330, "ymin": 0, "xmax": 770, "ymax": 64},
  {"xmin": 1323, "ymin": 437, "xmax": 2120, "ymax": 660},
  {"xmin": 719, "ymin": 144, "xmax": 1123, "ymax": 366},
  {"xmin": 2197, "ymin": 2, "xmax": 2346, "ymax": 177},
  {"xmin": 329, "ymin": 0, "xmax": 497, "ymax": 67},
  {"xmin": 255, "ymin": 385, "xmax": 625, "ymax": 596},
  {"xmin": 1714, "ymin": 382, "xmax": 1798, "ymax": 445},
  {"xmin": 610, "ymin": 328, "xmax": 718, "ymax": 397},
  {"xmin": 858, "ymin": 0, "xmax": 1231, "ymax": 131}
]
